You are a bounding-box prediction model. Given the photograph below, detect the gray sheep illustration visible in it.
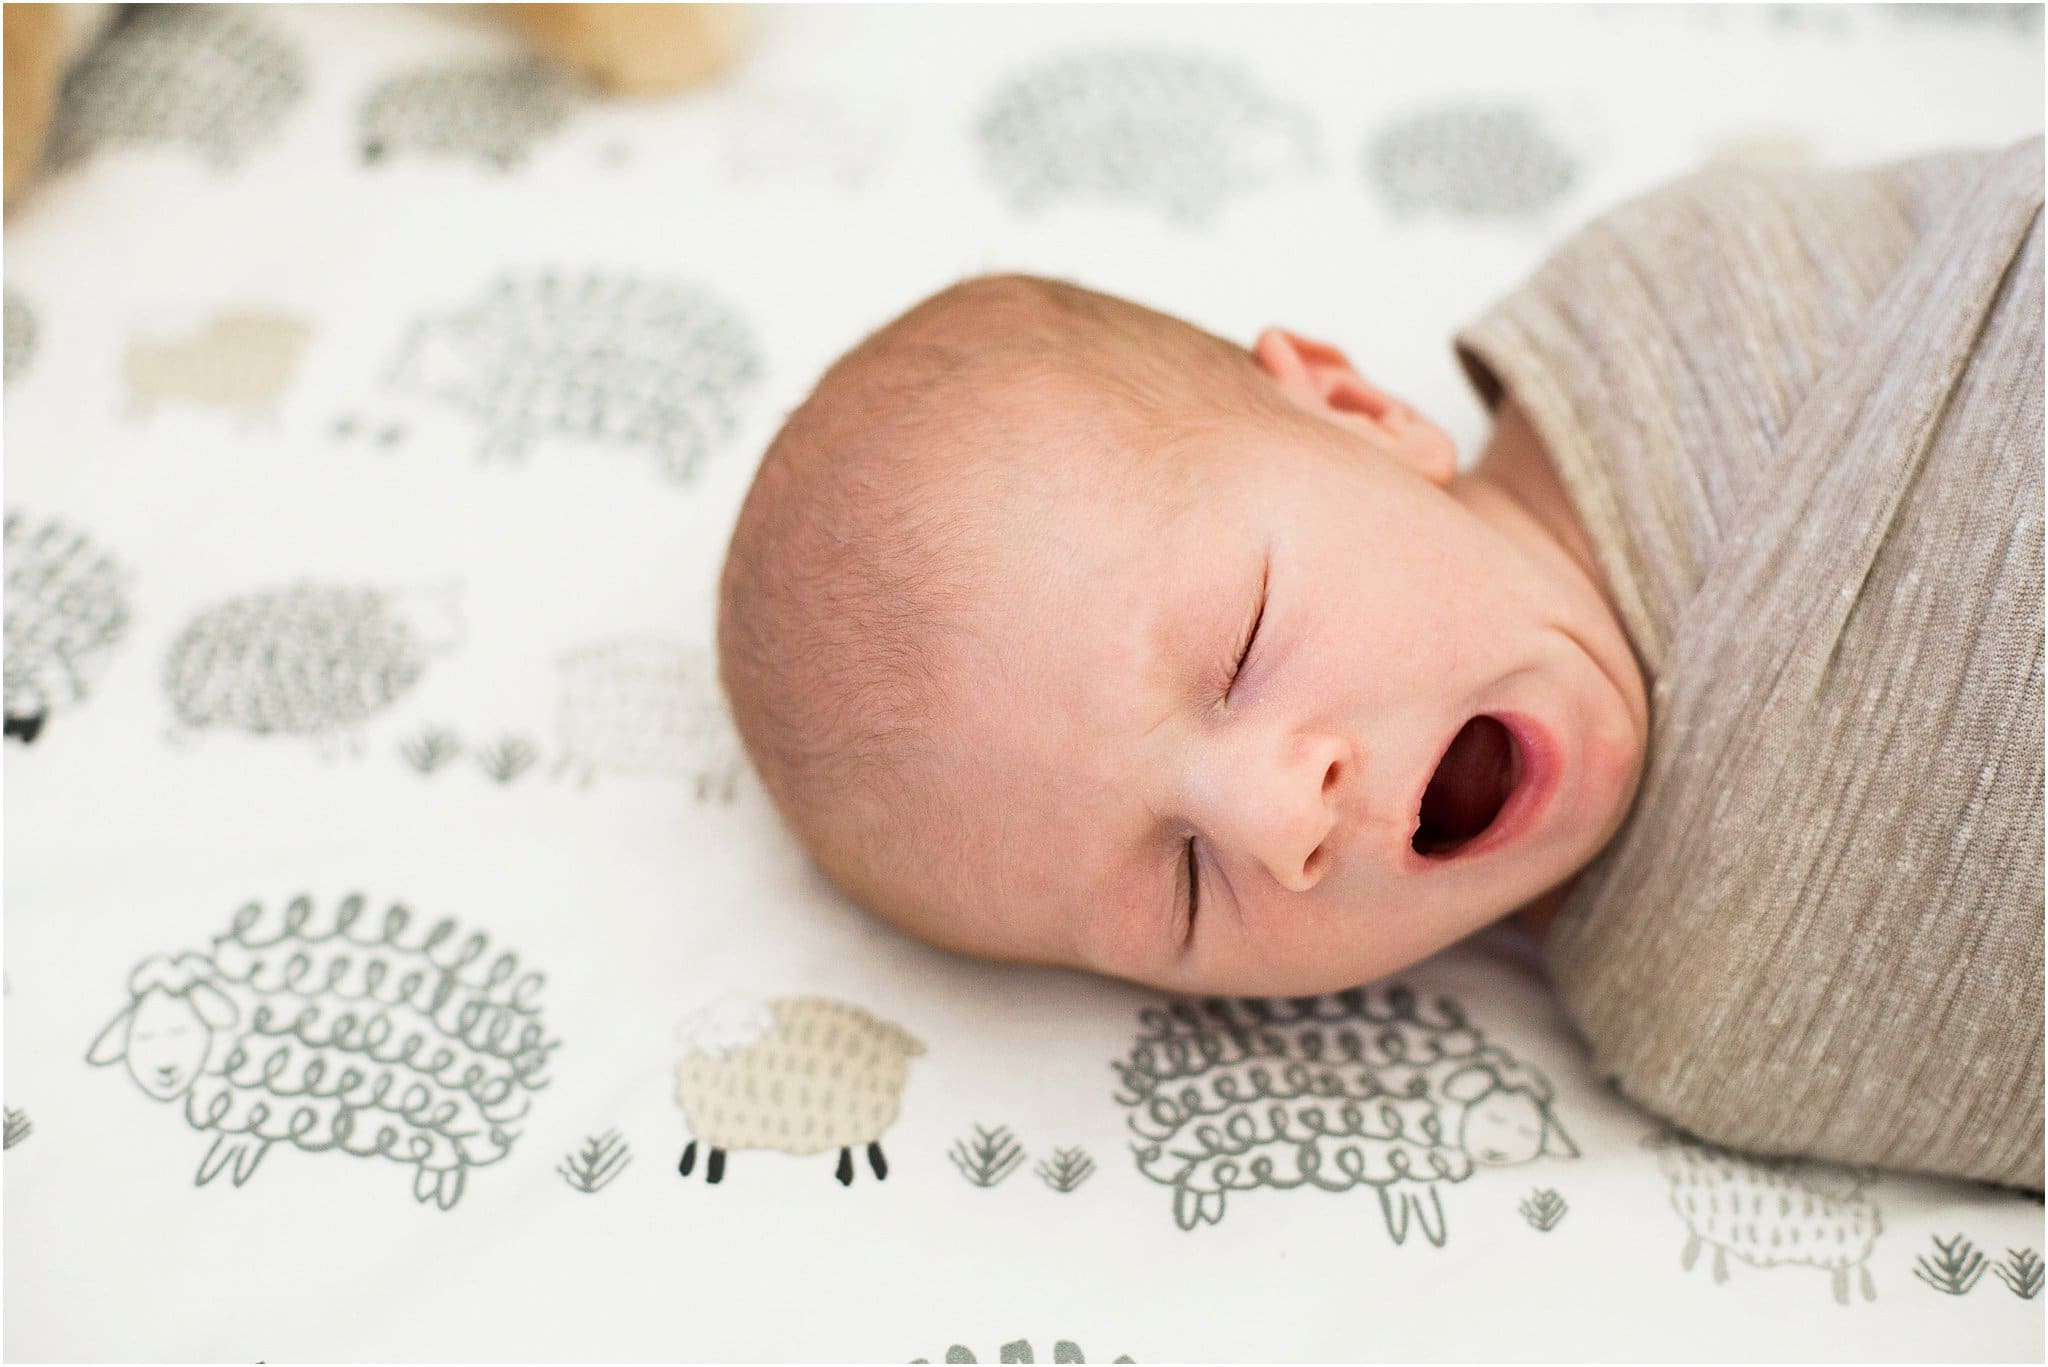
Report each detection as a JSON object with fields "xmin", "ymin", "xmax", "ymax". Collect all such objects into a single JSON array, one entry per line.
[
  {"xmin": 361, "ymin": 56, "xmax": 573, "ymax": 170},
  {"xmin": 46, "ymin": 5, "xmax": 305, "ymax": 172},
  {"xmin": 914, "ymin": 1340, "xmax": 1133, "ymax": 1364},
  {"xmin": 5, "ymin": 511, "xmax": 132, "ymax": 744},
  {"xmin": 381, "ymin": 270, "xmax": 761, "ymax": 485},
  {"xmin": 4, "ymin": 290, "xmax": 34, "ymax": 384},
  {"xmin": 1365, "ymin": 103, "xmax": 1581, "ymax": 221},
  {"xmin": 162, "ymin": 580, "xmax": 461, "ymax": 753},
  {"xmin": 1114, "ymin": 986, "xmax": 1577, "ymax": 1242},
  {"xmin": 552, "ymin": 638, "xmax": 743, "ymax": 797},
  {"xmin": 125, "ymin": 311, "xmax": 312, "ymax": 422},
  {"xmin": 673, "ymin": 995, "xmax": 924, "ymax": 1186},
  {"xmin": 976, "ymin": 47, "xmax": 1315, "ymax": 224},
  {"xmin": 1645, "ymin": 1129, "xmax": 1884, "ymax": 1305},
  {"xmin": 86, "ymin": 892, "xmax": 557, "ymax": 1210}
]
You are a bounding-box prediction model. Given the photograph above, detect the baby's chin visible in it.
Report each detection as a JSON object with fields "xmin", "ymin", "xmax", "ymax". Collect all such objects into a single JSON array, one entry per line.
[
  {"xmin": 1109, "ymin": 905, "xmax": 1522, "ymax": 996},
  {"xmin": 1095, "ymin": 940, "xmax": 1416, "ymax": 999}
]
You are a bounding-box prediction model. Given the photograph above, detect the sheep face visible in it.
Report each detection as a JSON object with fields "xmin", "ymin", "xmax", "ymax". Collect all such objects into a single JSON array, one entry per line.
[
  {"xmin": 97, "ymin": 989, "xmax": 216, "ymax": 1100},
  {"xmin": 1460, "ymin": 1089, "xmax": 1560, "ymax": 1166}
]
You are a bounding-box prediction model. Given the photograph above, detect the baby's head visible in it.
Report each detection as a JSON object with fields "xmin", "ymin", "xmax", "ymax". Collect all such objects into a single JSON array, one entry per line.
[{"xmin": 719, "ymin": 274, "xmax": 1647, "ymax": 995}]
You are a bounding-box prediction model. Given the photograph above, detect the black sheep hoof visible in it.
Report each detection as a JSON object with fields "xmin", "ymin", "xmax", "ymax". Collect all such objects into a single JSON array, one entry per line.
[
  {"xmin": 867, "ymin": 1142, "xmax": 889, "ymax": 1180},
  {"xmin": 835, "ymin": 1146, "xmax": 854, "ymax": 1186},
  {"xmin": 678, "ymin": 1141, "xmax": 727, "ymax": 1183},
  {"xmin": 5, "ymin": 711, "xmax": 46, "ymax": 744}
]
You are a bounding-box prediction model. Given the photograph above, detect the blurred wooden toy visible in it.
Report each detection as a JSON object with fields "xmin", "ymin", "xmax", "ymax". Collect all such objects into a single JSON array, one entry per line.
[
  {"xmin": 496, "ymin": 4, "xmax": 748, "ymax": 97},
  {"xmin": 3, "ymin": 3, "xmax": 116, "ymax": 211},
  {"xmin": 3, "ymin": 4, "xmax": 748, "ymax": 215}
]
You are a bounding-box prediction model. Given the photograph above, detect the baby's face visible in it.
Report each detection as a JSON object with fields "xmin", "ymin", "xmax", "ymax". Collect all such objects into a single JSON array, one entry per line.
[{"xmin": 900, "ymin": 378, "xmax": 1648, "ymax": 996}]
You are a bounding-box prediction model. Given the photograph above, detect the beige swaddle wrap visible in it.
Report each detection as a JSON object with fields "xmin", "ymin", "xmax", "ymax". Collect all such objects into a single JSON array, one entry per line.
[{"xmin": 1453, "ymin": 134, "xmax": 2044, "ymax": 1190}]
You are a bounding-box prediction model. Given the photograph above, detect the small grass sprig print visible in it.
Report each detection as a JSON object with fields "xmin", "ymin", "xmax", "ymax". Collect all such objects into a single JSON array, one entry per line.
[
  {"xmin": 1519, "ymin": 1187, "xmax": 1567, "ymax": 1231},
  {"xmin": 477, "ymin": 734, "xmax": 540, "ymax": 784},
  {"xmin": 399, "ymin": 726, "xmax": 461, "ymax": 774},
  {"xmin": 1914, "ymin": 1233, "xmax": 1989, "ymax": 1295},
  {"xmin": 1035, "ymin": 1146, "xmax": 1095, "ymax": 1193},
  {"xmin": 1994, "ymin": 1248, "xmax": 2043, "ymax": 1300},
  {"xmin": 557, "ymin": 1129, "xmax": 631, "ymax": 1193},
  {"xmin": 948, "ymin": 1123, "xmax": 1025, "ymax": 1187},
  {"xmin": 3, "ymin": 1106, "xmax": 30, "ymax": 1149}
]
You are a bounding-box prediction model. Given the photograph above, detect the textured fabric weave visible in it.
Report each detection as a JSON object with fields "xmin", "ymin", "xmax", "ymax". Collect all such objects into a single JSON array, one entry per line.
[{"xmin": 1452, "ymin": 134, "xmax": 2045, "ymax": 1190}]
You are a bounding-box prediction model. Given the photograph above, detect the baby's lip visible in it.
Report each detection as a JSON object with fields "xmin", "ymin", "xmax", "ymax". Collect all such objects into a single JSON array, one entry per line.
[{"xmin": 1402, "ymin": 711, "xmax": 1558, "ymax": 872}]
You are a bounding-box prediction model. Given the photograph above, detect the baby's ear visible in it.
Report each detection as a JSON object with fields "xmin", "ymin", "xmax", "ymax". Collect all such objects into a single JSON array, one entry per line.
[
  {"xmin": 1253, "ymin": 329, "xmax": 1397, "ymax": 420},
  {"xmin": 1252, "ymin": 328, "xmax": 1457, "ymax": 485}
]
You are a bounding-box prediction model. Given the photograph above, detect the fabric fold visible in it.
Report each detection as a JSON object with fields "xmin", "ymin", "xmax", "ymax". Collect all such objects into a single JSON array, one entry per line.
[{"xmin": 1453, "ymin": 135, "xmax": 2045, "ymax": 1188}]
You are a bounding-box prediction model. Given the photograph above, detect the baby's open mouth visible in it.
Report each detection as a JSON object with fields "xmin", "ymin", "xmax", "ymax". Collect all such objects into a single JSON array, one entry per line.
[{"xmin": 1413, "ymin": 715, "xmax": 1521, "ymax": 857}]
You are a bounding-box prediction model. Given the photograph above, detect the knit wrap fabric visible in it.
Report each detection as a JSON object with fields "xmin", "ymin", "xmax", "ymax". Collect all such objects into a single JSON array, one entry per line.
[{"xmin": 1452, "ymin": 134, "xmax": 2045, "ymax": 1190}]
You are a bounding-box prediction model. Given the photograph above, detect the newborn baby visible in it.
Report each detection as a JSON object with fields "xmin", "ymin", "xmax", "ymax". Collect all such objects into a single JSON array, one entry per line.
[
  {"xmin": 719, "ymin": 271, "xmax": 1649, "ymax": 996},
  {"xmin": 723, "ymin": 135, "xmax": 2043, "ymax": 1193}
]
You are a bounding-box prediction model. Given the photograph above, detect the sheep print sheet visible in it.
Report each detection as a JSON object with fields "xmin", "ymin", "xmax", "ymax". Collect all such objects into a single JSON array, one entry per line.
[{"xmin": 5, "ymin": 5, "xmax": 2043, "ymax": 1362}]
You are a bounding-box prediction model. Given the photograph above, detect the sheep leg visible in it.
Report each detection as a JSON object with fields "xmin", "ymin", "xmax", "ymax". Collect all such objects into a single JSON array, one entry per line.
[
  {"xmin": 835, "ymin": 1146, "xmax": 854, "ymax": 1186},
  {"xmin": 231, "ymin": 1139, "xmax": 271, "ymax": 1186},
  {"xmin": 1377, "ymin": 1184, "xmax": 1411, "ymax": 1245},
  {"xmin": 706, "ymin": 1147, "xmax": 725, "ymax": 1184},
  {"xmin": 1859, "ymin": 1263, "xmax": 1876, "ymax": 1302},
  {"xmin": 4, "ymin": 711, "xmax": 46, "ymax": 744},
  {"xmin": 195, "ymin": 1136, "xmax": 268, "ymax": 1188},
  {"xmin": 867, "ymin": 1142, "xmax": 888, "ymax": 1181},
  {"xmin": 1411, "ymin": 1185, "xmax": 1448, "ymax": 1248},
  {"xmin": 195, "ymin": 1135, "xmax": 239, "ymax": 1187},
  {"xmin": 1831, "ymin": 1265, "xmax": 1849, "ymax": 1306},
  {"xmin": 678, "ymin": 1140, "xmax": 696, "ymax": 1178}
]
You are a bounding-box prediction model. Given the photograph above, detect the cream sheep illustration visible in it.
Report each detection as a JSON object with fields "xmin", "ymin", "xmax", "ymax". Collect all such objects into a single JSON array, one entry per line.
[
  {"xmin": 673, "ymin": 994, "xmax": 924, "ymax": 1186},
  {"xmin": 125, "ymin": 311, "xmax": 312, "ymax": 422},
  {"xmin": 1645, "ymin": 1129, "xmax": 1884, "ymax": 1305},
  {"xmin": 86, "ymin": 892, "xmax": 557, "ymax": 1210},
  {"xmin": 1114, "ymin": 986, "xmax": 1577, "ymax": 1242}
]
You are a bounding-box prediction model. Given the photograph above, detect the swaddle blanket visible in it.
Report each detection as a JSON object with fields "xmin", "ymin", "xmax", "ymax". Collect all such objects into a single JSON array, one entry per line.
[{"xmin": 1454, "ymin": 134, "xmax": 2045, "ymax": 1191}]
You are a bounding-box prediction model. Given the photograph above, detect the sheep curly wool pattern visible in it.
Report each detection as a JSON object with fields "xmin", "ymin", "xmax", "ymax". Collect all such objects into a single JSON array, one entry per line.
[
  {"xmin": 1114, "ymin": 985, "xmax": 1577, "ymax": 1243},
  {"xmin": 162, "ymin": 580, "xmax": 459, "ymax": 745},
  {"xmin": 85, "ymin": 892, "xmax": 558, "ymax": 1210}
]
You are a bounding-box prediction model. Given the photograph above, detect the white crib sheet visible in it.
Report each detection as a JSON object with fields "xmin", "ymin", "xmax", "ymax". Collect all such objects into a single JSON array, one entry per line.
[{"xmin": 4, "ymin": 4, "xmax": 2042, "ymax": 1361}]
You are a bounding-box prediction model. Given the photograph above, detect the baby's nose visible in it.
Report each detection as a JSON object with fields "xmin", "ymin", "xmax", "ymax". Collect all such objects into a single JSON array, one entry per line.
[{"xmin": 1239, "ymin": 732, "xmax": 1352, "ymax": 892}]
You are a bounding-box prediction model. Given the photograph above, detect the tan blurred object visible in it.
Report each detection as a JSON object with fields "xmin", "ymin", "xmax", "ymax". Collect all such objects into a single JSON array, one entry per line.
[
  {"xmin": 4, "ymin": 4, "xmax": 63, "ymax": 209},
  {"xmin": 5, "ymin": 3, "xmax": 117, "ymax": 215},
  {"xmin": 497, "ymin": 4, "xmax": 748, "ymax": 96}
]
